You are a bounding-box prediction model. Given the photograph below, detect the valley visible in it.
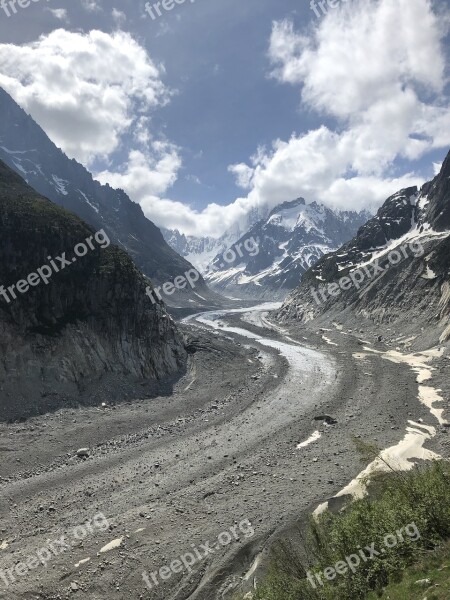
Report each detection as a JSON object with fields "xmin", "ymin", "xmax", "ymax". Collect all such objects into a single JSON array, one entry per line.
[
  {"xmin": 0, "ymin": 304, "xmax": 446, "ymax": 599},
  {"xmin": 1, "ymin": 3, "xmax": 450, "ymax": 598}
]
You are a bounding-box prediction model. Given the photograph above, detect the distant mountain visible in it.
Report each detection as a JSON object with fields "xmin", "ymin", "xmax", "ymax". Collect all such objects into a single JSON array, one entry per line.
[
  {"xmin": 162, "ymin": 205, "xmax": 270, "ymax": 274},
  {"xmin": 0, "ymin": 87, "xmax": 217, "ymax": 308},
  {"xmin": 277, "ymin": 152, "xmax": 450, "ymax": 346},
  {"xmin": 0, "ymin": 160, "xmax": 187, "ymax": 421},
  {"xmin": 204, "ymin": 198, "xmax": 370, "ymax": 300},
  {"xmin": 162, "ymin": 229, "xmax": 227, "ymax": 274}
]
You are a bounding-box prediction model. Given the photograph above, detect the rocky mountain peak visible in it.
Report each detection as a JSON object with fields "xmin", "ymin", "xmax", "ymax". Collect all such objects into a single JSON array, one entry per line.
[
  {"xmin": 277, "ymin": 153, "xmax": 450, "ymax": 346},
  {"xmin": 269, "ymin": 197, "xmax": 306, "ymax": 216}
]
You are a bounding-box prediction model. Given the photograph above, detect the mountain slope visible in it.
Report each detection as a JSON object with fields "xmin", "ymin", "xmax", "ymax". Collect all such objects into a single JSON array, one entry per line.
[
  {"xmin": 162, "ymin": 229, "xmax": 227, "ymax": 274},
  {"xmin": 0, "ymin": 87, "xmax": 214, "ymax": 307},
  {"xmin": 0, "ymin": 160, "xmax": 187, "ymax": 421},
  {"xmin": 205, "ymin": 198, "xmax": 370, "ymax": 300},
  {"xmin": 277, "ymin": 153, "xmax": 450, "ymax": 347}
]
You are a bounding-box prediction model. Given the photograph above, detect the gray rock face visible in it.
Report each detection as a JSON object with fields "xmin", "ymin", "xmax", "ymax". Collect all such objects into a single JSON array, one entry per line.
[
  {"xmin": 0, "ymin": 161, "xmax": 187, "ymax": 421},
  {"xmin": 277, "ymin": 152, "xmax": 450, "ymax": 345},
  {"xmin": 421, "ymin": 151, "xmax": 450, "ymax": 231}
]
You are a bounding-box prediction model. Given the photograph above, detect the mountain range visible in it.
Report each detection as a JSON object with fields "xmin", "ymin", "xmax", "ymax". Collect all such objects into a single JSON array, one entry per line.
[
  {"xmin": 165, "ymin": 198, "xmax": 370, "ymax": 300},
  {"xmin": 207, "ymin": 198, "xmax": 370, "ymax": 299},
  {"xmin": 2, "ymin": 85, "xmax": 447, "ymax": 337},
  {"xmin": 277, "ymin": 151, "xmax": 450, "ymax": 347},
  {"xmin": 162, "ymin": 205, "xmax": 269, "ymax": 274}
]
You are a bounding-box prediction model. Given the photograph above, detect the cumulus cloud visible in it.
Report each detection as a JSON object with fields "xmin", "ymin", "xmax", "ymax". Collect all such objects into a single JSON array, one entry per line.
[
  {"xmin": 199, "ymin": 0, "xmax": 449, "ymax": 234},
  {"xmin": 228, "ymin": 128, "xmax": 424, "ymax": 213},
  {"xmin": 270, "ymin": 2, "xmax": 446, "ymax": 120},
  {"xmin": 253, "ymin": 0, "xmax": 450, "ymax": 209},
  {"xmin": 0, "ymin": 29, "xmax": 170, "ymax": 166},
  {"xmin": 137, "ymin": 0, "xmax": 450, "ymax": 236},
  {"xmin": 134, "ymin": 194, "xmax": 260, "ymax": 237},
  {"xmin": 0, "ymin": 0, "xmax": 447, "ymax": 239},
  {"xmin": 96, "ymin": 144, "xmax": 182, "ymax": 203}
]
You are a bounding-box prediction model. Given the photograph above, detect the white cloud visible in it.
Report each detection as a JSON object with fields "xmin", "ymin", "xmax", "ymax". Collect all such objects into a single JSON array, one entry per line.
[
  {"xmin": 228, "ymin": 163, "xmax": 254, "ymax": 189},
  {"xmin": 229, "ymin": 128, "xmax": 424, "ymax": 213},
  {"xmin": 96, "ymin": 144, "xmax": 182, "ymax": 202},
  {"xmin": 270, "ymin": 2, "xmax": 446, "ymax": 120},
  {"xmin": 267, "ymin": 0, "xmax": 450, "ymax": 172},
  {"xmin": 0, "ymin": 29, "xmax": 169, "ymax": 165},
  {"xmin": 224, "ymin": 0, "xmax": 449, "ymax": 217},
  {"xmin": 138, "ymin": 0, "xmax": 449, "ymax": 237},
  {"xmin": 134, "ymin": 194, "xmax": 258, "ymax": 237}
]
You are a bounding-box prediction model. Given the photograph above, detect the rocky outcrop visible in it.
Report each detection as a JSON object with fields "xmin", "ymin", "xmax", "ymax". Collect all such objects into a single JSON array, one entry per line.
[{"xmin": 0, "ymin": 161, "xmax": 187, "ymax": 421}]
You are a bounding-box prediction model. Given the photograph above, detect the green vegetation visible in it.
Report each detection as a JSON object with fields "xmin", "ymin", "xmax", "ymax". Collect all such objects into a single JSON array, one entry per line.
[
  {"xmin": 0, "ymin": 164, "xmax": 138, "ymax": 283},
  {"xmin": 366, "ymin": 541, "xmax": 450, "ymax": 599},
  {"xmin": 249, "ymin": 461, "xmax": 450, "ymax": 600}
]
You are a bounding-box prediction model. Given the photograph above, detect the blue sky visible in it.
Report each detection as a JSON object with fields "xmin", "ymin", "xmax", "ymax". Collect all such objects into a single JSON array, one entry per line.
[{"xmin": 0, "ymin": 0, "xmax": 449, "ymax": 236}]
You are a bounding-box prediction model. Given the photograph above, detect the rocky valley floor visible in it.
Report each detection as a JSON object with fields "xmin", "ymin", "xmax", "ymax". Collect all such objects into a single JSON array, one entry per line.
[{"xmin": 0, "ymin": 305, "xmax": 448, "ymax": 600}]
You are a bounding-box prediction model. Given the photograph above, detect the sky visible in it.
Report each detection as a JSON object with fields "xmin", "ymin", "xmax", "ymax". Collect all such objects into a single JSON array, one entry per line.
[{"xmin": 0, "ymin": 0, "xmax": 449, "ymax": 237}]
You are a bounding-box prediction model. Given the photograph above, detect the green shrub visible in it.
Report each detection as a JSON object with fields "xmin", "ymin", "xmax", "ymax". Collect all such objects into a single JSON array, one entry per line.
[{"xmin": 251, "ymin": 461, "xmax": 450, "ymax": 600}]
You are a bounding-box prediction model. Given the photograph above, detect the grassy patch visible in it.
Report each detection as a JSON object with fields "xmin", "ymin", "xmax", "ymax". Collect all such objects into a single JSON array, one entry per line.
[
  {"xmin": 366, "ymin": 541, "xmax": 450, "ymax": 599},
  {"xmin": 250, "ymin": 461, "xmax": 450, "ymax": 600}
]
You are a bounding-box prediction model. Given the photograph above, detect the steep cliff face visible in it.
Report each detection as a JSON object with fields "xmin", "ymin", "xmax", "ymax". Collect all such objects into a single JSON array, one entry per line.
[
  {"xmin": 0, "ymin": 161, "xmax": 187, "ymax": 421},
  {"xmin": 421, "ymin": 151, "xmax": 450, "ymax": 231},
  {"xmin": 277, "ymin": 153, "xmax": 450, "ymax": 346}
]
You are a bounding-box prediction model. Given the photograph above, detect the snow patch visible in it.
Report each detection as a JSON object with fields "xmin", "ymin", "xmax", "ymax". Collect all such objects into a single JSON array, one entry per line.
[
  {"xmin": 51, "ymin": 174, "xmax": 69, "ymax": 196},
  {"xmin": 297, "ymin": 430, "xmax": 321, "ymax": 449},
  {"xmin": 99, "ymin": 537, "xmax": 123, "ymax": 553},
  {"xmin": 78, "ymin": 190, "xmax": 99, "ymax": 213}
]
